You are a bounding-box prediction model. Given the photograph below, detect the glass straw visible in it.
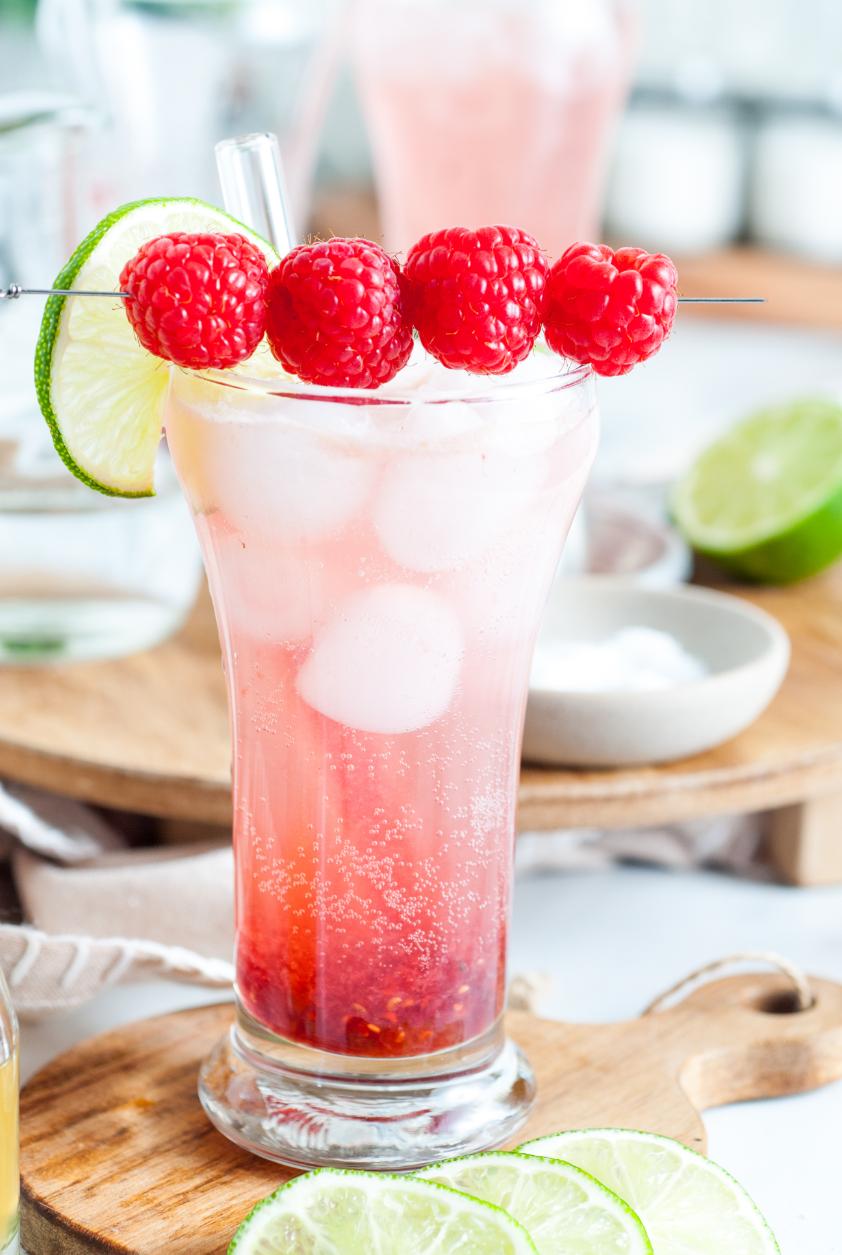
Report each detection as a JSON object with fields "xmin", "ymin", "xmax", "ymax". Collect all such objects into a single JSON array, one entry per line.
[{"xmin": 215, "ymin": 132, "xmax": 296, "ymax": 255}]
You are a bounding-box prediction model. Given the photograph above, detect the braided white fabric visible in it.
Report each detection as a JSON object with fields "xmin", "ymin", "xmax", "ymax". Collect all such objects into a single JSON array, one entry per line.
[
  {"xmin": 0, "ymin": 782, "xmax": 235, "ymax": 1018},
  {"xmin": 0, "ymin": 923, "xmax": 233, "ymax": 1017}
]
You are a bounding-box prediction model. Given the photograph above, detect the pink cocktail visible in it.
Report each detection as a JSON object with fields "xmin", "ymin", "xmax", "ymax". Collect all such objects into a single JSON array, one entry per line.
[
  {"xmin": 353, "ymin": 0, "xmax": 637, "ymax": 256},
  {"xmin": 167, "ymin": 350, "xmax": 597, "ymax": 1168}
]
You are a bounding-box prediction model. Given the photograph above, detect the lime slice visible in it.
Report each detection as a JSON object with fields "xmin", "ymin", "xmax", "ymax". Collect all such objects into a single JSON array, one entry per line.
[
  {"xmin": 673, "ymin": 398, "xmax": 842, "ymax": 583},
  {"xmin": 34, "ymin": 197, "xmax": 279, "ymax": 498},
  {"xmin": 228, "ymin": 1168, "xmax": 538, "ymax": 1254},
  {"xmin": 416, "ymin": 1150, "xmax": 652, "ymax": 1254},
  {"xmin": 520, "ymin": 1129, "xmax": 780, "ymax": 1254}
]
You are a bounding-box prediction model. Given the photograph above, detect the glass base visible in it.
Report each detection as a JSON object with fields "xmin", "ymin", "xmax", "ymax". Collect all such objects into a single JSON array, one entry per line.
[{"xmin": 198, "ymin": 1009, "xmax": 535, "ymax": 1171}]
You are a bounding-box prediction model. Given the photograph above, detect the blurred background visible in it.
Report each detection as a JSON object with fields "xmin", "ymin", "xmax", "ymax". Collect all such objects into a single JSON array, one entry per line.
[{"xmin": 2, "ymin": 0, "xmax": 842, "ymax": 657}]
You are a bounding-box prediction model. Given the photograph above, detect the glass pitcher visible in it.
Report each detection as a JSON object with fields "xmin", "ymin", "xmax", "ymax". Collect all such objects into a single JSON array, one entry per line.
[
  {"xmin": 0, "ymin": 93, "xmax": 202, "ymax": 661},
  {"xmin": 353, "ymin": 0, "xmax": 638, "ymax": 255}
]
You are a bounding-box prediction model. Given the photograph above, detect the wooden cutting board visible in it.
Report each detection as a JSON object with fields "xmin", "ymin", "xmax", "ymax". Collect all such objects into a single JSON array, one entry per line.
[{"xmin": 20, "ymin": 971, "xmax": 842, "ymax": 1254}]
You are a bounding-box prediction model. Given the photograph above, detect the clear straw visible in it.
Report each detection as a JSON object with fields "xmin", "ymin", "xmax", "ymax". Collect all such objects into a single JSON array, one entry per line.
[{"xmin": 215, "ymin": 132, "xmax": 296, "ymax": 255}]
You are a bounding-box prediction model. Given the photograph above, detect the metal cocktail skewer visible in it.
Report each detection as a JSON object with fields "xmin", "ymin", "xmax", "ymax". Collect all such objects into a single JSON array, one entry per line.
[
  {"xmin": 0, "ymin": 284, "xmax": 767, "ymax": 305},
  {"xmin": 678, "ymin": 297, "xmax": 766, "ymax": 304},
  {"xmin": 1, "ymin": 284, "xmax": 129, "ymax": 299}
]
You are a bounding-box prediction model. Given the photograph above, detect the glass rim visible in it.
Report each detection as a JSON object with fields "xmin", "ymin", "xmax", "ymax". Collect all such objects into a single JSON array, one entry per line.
[{"xmin": 190, "ymin": 354, "xmax": 593, "ymax": 409}]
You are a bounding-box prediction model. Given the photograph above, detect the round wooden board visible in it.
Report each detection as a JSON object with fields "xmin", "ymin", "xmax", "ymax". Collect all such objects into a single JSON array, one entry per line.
[
  {"xmin": 0, "ymin": 571, "xmax": 839, "ymax": 830},
  {"xmin": 20, "ymin": 973, "xmax": 842, "ymax": 1254}
]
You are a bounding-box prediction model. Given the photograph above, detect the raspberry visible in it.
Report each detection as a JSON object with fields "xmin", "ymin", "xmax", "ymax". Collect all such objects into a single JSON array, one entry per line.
[
  {"xmin": 404, "ymin": 225, "xmax": 548, "ymax": 375},
  {"xmin": 543, "ymin": 243, "xmax": 678, "ymax": 377},
  {"xmin": 120, "ymin": 232, "xmax": 270, "ymax": 370},
  {"xmin": 266, "ymin": 237, "xmax": 413, "ymax": 389},
  {"xmin": 238, "ymin": 929, "xmax": 505, "ymax": 1058}
]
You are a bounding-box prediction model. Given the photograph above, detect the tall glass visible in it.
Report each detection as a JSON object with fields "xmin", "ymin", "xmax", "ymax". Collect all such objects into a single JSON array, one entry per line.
[
  {"xmin": 166, "ymin": 354, "xmax": 598, "ymax": 1168},
  {"xmin": 353, "ymin": 0, "xmax": 638, "ymax": 256},
  {"xmin": 0, "ymin": 969, "xmax": 18, "ymax": 1255}
]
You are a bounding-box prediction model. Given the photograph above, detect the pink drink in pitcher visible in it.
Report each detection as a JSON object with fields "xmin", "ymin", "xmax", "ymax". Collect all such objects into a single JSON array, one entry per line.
[{"xmin": 354, "ymin": 0, "xmax": 637, "ymax": 255}]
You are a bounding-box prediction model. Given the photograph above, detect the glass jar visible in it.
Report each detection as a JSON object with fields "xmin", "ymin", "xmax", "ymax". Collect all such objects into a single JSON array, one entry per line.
[
  {"xmin": 0, "ymin": 967, "xmax": 18, "ymax": 1255},
  {"xmin": 0, "ymin": 93, "xmax": 203, "ymax": 661}
]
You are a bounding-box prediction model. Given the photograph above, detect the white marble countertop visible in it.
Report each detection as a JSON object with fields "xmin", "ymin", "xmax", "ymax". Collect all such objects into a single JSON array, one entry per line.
[{"xmin": 20, "ymin": 863, "xmax": 842, "ymax": 1253}]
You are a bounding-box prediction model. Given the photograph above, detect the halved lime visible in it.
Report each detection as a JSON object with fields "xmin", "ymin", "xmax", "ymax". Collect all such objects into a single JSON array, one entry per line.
[
  {"xmin": 228, "ymin": 1168, "xmax": 538, "ymax": 1254},
  {"xmin": 673, "ymin": 398, "xmax": 842, "ymax": 583},
  {"xmin": 416, "ymin": 1150, "xmax": 652, "ymax": 1254},
  {"xmin": 34, "ymin": 197, "xmax": 279, "ymax": 498},
  {"xmin": 520, "ymin": 1129, "xmax": 780, "ymax": 1254}
]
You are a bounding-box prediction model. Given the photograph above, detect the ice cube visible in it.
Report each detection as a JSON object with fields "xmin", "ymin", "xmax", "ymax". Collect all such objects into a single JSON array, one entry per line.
[
  {"xmin": 373, "ymin": 443, "xmax": 541, "ymax": 573},
  {"xmin": 485, "ymin": 393, "xmax": 565, "ymax": 457},
  {"xmin": 169, "ymin": 394, "xmax": 376, "ymax": 544},
  {"xmin": 257, "ymin": 436, "xmax": 372, "ymax": 544},
  {"xmin": 485, "ymin": 361, "xmax": 595, "ymax": 458},
  {"xmin": 206, "ymin": 519, "xmax": 328, "ymax": 645},
  {"xmin": 297, "ymin": 583, "xmax": 463, "ymax": 734},
  {"xmin": 385, "ymin": 400, "xmax": 483, "ymax": 445},
  {"xmin": 449, "ymin": 477, "xmax": 587, "ymax": 643}
]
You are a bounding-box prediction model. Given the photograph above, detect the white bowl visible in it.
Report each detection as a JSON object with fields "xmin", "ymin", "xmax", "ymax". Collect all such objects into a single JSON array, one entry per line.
[{"xmin": 524, "ymin": 578, "xmax": 791, "ymax": 768}]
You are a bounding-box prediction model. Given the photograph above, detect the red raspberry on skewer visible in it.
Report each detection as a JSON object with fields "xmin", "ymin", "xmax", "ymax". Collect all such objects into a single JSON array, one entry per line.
[
  {"xmin": 543, "ymin": 243, "xmax": 678, "ymax": 377},
  {"xmin": 120, "ymin": 232, "xmax": 270, "ymax": 370},
  {"xmin": 266, "ymin": 237, "xmax": 413, "ymax": 389},
  {"xmin": 404, "ymin": 225, "xmax": 549, "ymax": 375}
]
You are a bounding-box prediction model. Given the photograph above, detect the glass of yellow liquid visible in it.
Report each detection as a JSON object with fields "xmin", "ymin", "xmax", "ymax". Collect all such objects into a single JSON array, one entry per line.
[{"xmin": 0, "ymin": 968, "xmax": 18, "ymax": 1255}]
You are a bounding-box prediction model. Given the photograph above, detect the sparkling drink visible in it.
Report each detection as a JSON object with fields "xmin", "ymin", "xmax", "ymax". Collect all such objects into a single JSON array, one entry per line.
[
  {"xmin": 0, "ymin": 971, "xmax": 18, "ymax": 1255},
  {"xmin": 168, "ymin": 351, "xmax": 597, "ymax": 1167},
  {"xmin": 0, "ymin": 1060, "xmax": 17, "ymax": 1255},
  {"xmin": 353, "ymin": 0, "xmax": 637, "ymax": 256}
]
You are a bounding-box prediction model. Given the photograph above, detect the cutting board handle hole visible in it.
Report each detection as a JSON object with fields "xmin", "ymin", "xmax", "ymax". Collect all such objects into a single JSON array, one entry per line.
[{"xmin": 755, "ymin": 989, "xmax": 815, "ymax": 1015}]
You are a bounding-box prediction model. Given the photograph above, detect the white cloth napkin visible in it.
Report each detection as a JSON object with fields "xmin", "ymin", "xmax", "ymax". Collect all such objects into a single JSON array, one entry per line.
[
  {"xmin": 515, "ymin": 813, "xmax": 765, "ymax": 875},
  {"xmin": 0, "ymin": 783, "xmax": 234, "ymax": 1018}
]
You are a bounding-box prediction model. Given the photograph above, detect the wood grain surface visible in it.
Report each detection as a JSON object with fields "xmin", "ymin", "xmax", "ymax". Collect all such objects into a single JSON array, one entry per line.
[
  {"xmin": 311, "ymin": 184, "xmax": 842, "ymax": 333},
  {"xmin": 0, "ymin": 569, "xmax": 838, "ymax": 832},
  {"xmin": 675, "ymin": 248, "xmax": 842, "ymax": 330},
  {"xmin": 20, "ymin": 972, "xmax": 842, "ymax": 1254}
]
